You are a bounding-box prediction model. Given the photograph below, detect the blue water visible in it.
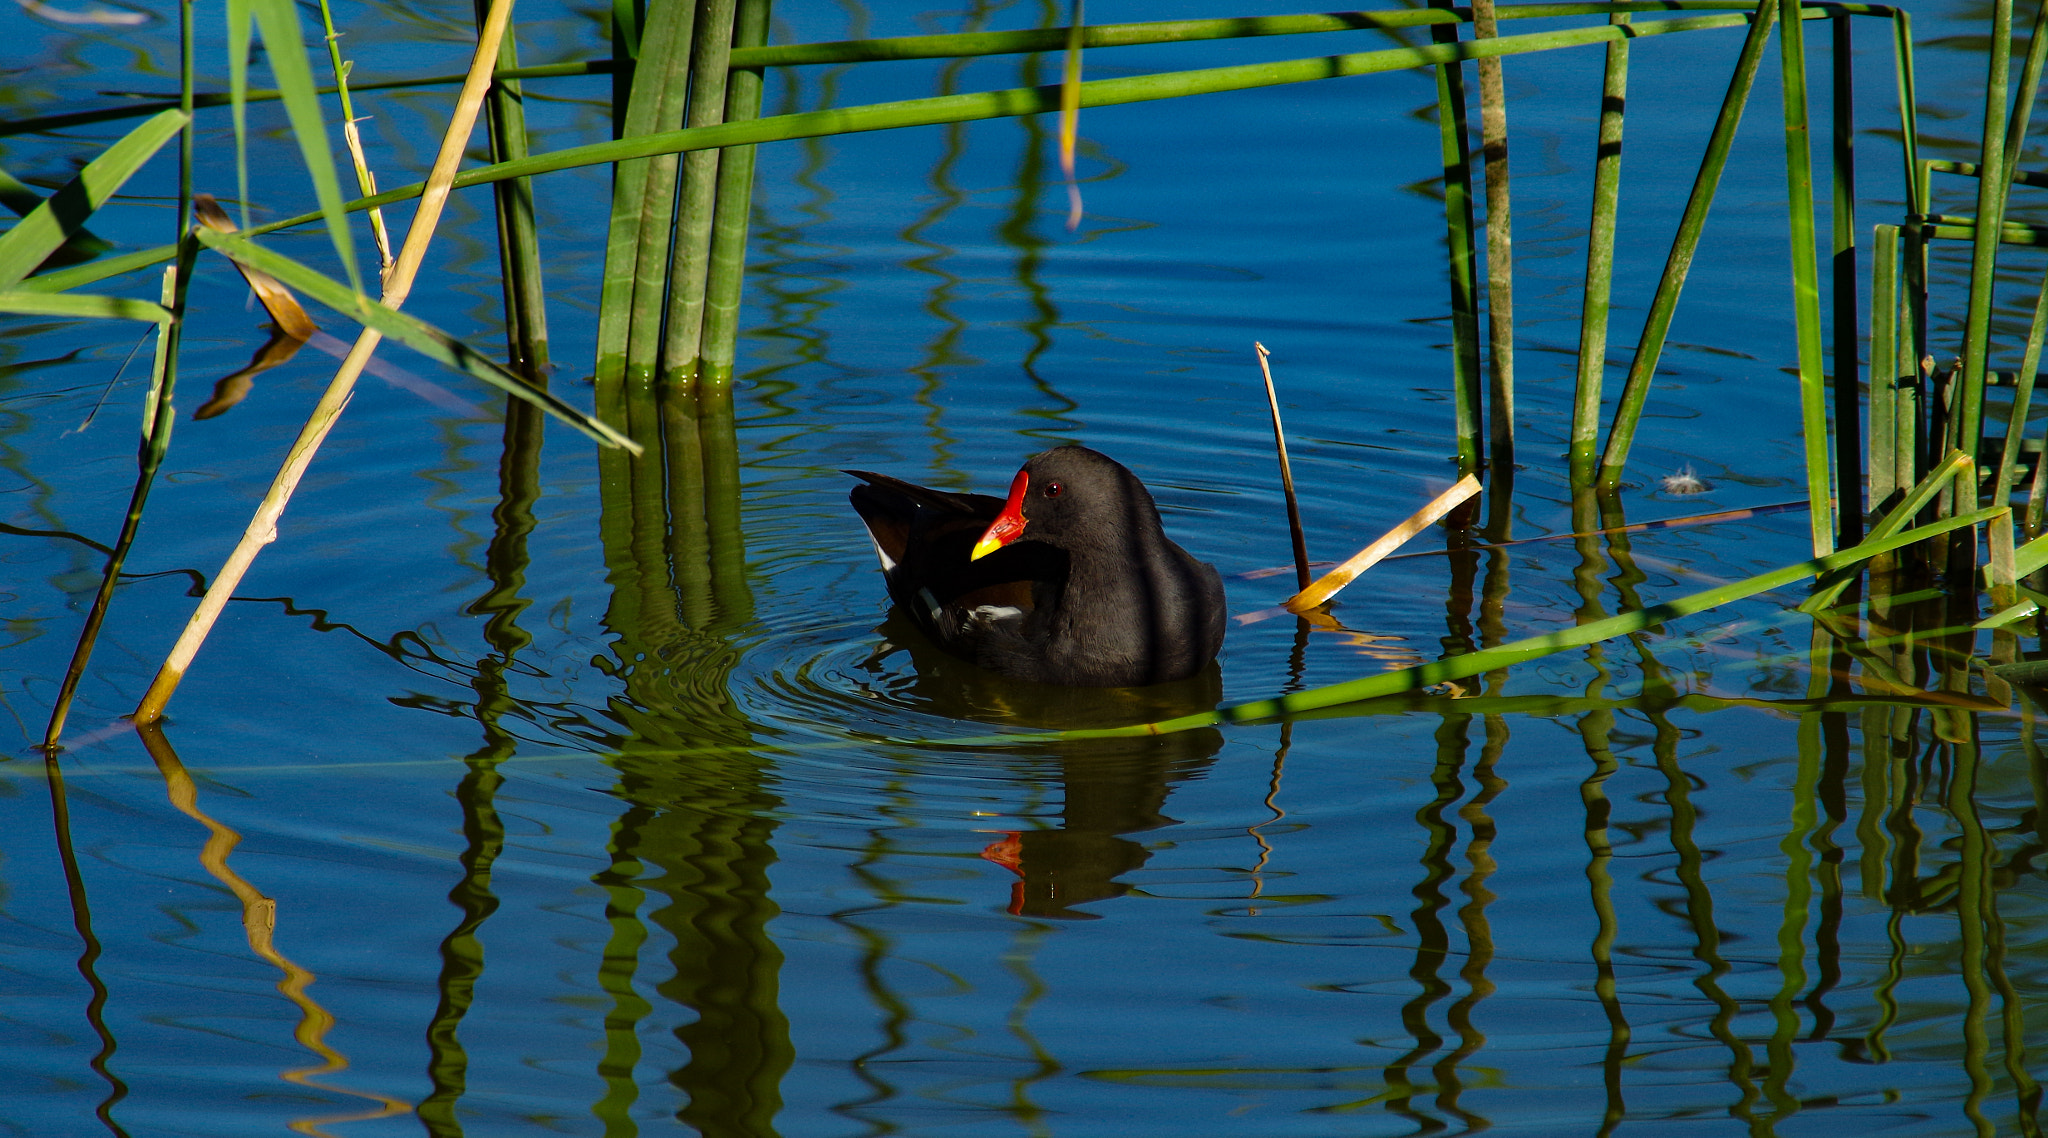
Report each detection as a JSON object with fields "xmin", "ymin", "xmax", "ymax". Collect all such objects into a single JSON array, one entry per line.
[{"xmin": 3, "ymin": 0, "xmax": 2046, "ymax": 1133}]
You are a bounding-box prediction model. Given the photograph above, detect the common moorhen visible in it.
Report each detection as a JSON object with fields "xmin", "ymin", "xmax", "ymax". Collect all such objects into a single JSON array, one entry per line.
[{"xmin": 846, "ymin": 445, "xmax": 1226, "ymax": 687}]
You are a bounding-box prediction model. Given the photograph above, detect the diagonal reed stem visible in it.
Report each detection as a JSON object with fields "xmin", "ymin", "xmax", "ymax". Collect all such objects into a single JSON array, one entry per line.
[
  {"xmin": 133, "ymin": 0, "xmax": 520, "ymax": 724},
  {"xmin": 1596, "ymin": 1, "xmax": 1781, "ymax": 487},
  {"xmin": 1958, "ymin": 0, "xmax": 2015, "ymax": 465}
]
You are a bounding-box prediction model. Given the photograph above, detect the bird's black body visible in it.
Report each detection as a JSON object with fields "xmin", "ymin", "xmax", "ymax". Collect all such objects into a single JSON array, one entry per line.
[{"xmin": 846, "ymin": 445, "xmax": 1226, "ymax": 688}]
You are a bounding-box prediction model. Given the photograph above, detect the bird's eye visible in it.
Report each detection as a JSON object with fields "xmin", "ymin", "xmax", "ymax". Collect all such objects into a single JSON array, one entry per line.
[{"xmin": 1043, "ymin": 481, "xmax": 1063, "ymax": 499}]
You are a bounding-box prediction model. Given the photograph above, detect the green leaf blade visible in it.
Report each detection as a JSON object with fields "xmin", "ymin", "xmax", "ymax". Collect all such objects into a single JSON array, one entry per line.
[
  {"xmin": 0, "ymin": 109, "xmax": 187, "ymax": 289},
  {"xmin": 0, "ymin": 291, "xmax": 171, "ymax": 323}
]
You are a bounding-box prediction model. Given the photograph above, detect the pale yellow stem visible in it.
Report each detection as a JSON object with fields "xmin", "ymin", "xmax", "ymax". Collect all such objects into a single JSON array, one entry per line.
[{"xmin": 1282, "ymin": 475, "xmax": 1482, "ymax": 613}]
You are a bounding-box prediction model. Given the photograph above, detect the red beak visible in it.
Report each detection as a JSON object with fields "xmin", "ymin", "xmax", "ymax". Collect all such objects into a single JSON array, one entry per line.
[{"xmin": 970, "ymin": 469, "xmax": 1029, "ymax": 561}]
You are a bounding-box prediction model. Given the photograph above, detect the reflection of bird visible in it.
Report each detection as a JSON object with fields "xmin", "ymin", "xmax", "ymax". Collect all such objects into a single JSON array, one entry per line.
[
  {"xmin": 847, "ymin": 445, "xmax": 1226, "ymax": 687},
  {"xmin": 860, "ymin": 611, "xmax": 1225, "ymax": 921},
  {"xmin": 977, "ymin": 727, "xmax": 1224, "ymax": 919}
]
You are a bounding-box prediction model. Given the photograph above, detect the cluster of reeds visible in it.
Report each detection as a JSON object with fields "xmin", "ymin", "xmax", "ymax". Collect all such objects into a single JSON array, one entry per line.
[{"xmin": 5, "ymin": 0, "xmax": 2046, "ymax": 748}]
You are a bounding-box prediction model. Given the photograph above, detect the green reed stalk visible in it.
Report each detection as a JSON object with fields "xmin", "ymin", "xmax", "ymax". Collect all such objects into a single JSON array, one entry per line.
[
  {"xmin": 1902, "ymin": 223, "xmax": 1929, "ymax": 478},
  {"xmin": 595, "ymin": 0, "xmax": 695, "ymax": 383},
  {"xmin": 40, "ymin": 271, "xmax": 192, "ymax": 749},
  {"xmin": 1987, "ymin": 3, "xmax": 2048, "ymax": 526},
  {"xmin": 1473, "ymin": 0, "xmax": 1515, "ymax": 482},
  {"xmin": 1890, "ymin": 11, "xmax": 1920, "ymax": 213},
  {"xmin": 1830, "ymin": 13, "xmax": 1860, "ymax": 545},
  {"xmin": 1869, "ymin": 223, "xmax": 1899, "ymax": 506},
  {"xmin": 1925, "ymin": 218, "xmax": 2048, "ymax": 245},
  {"xmin": 1571, "ymin": 11, "xmax": 1629, "ymax": 485},
  {"xmin": 2002, "ymin": 1, "xmax": 2048, "ymax": 191},
  {"xmin": 1430, "ymin": 0, "xmax": 1484, "ymax": 475},
  {"xmin": 1781, "ymin": 0, "xmax": 1832, "ymax": 556},
  {"xmin": 698, "ymin": 0, "xmax": 772, "ymax": 385},
  {"xmin": 1596, "ymin": 3, "xmax": 1780, "ymax": 488},
  {"xmin": 477, "ymin": 1, "xmax": 549, "ymax": 374},
  {"xmin": 971, "ymin": 506, "xmax": 2001, "ymax": 741},
  {"xmin": 43, "ymin": 266, "xmax": 179, "ymax": 745},
  {"xmin": 1959, "ymin": 0, "xmax": 2015, "ymax": 463},
  {"xmin": 661, "ymin": 0, "xmax": 740, "ymax": 384},
  {"xmin": 1933, "ymin": 159, "xmax": 2048, "ymax": 189},
  {"xmin": 609, "ymin": 0, "xmax": 637, "ymax": 137}
]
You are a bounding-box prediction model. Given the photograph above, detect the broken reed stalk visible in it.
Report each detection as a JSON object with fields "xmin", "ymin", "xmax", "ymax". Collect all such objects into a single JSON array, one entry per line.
[
  {"xmin": 317, "ymin": 0, "xmax": 394, "ymax": 276},
  {"xmin": 1472, "ymin": 0, "xmax": 1515, "ymax": 478},
  {"xmin": 132, "ymin": 0, "xmax": 520, "ymax": 725},
  {"xmin": 1869, "ymin": 223, "xmax": 1899, "ymax": 509},
  {"xmin": 1256, "ymin": 342, "xmax": 1312, "ymax": 591},
  {"xmin": 1283, "ymin": 474, "xmax": 1482, "ymax": 613},
  {"xmin": 476, "ymin": 0, "xmax": 550, "ymax": 375}
]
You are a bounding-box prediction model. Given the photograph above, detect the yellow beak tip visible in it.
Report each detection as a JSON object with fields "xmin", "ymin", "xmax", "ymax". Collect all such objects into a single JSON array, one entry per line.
[{"xmin": 969, "ymin": 537, "xmax": 1002, "ymax": 562}]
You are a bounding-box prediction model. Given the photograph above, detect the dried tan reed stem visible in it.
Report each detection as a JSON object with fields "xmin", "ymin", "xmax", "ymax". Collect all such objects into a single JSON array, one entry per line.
[{"xmin": 1283, "ymin": 474, "xmax": 1481, "ymax": 613}]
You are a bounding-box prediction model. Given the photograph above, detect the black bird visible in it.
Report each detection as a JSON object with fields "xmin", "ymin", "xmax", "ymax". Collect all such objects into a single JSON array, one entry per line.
[{"xmin": 846, "ymin": 445, "xmax": 1226, "ymax": 687}]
